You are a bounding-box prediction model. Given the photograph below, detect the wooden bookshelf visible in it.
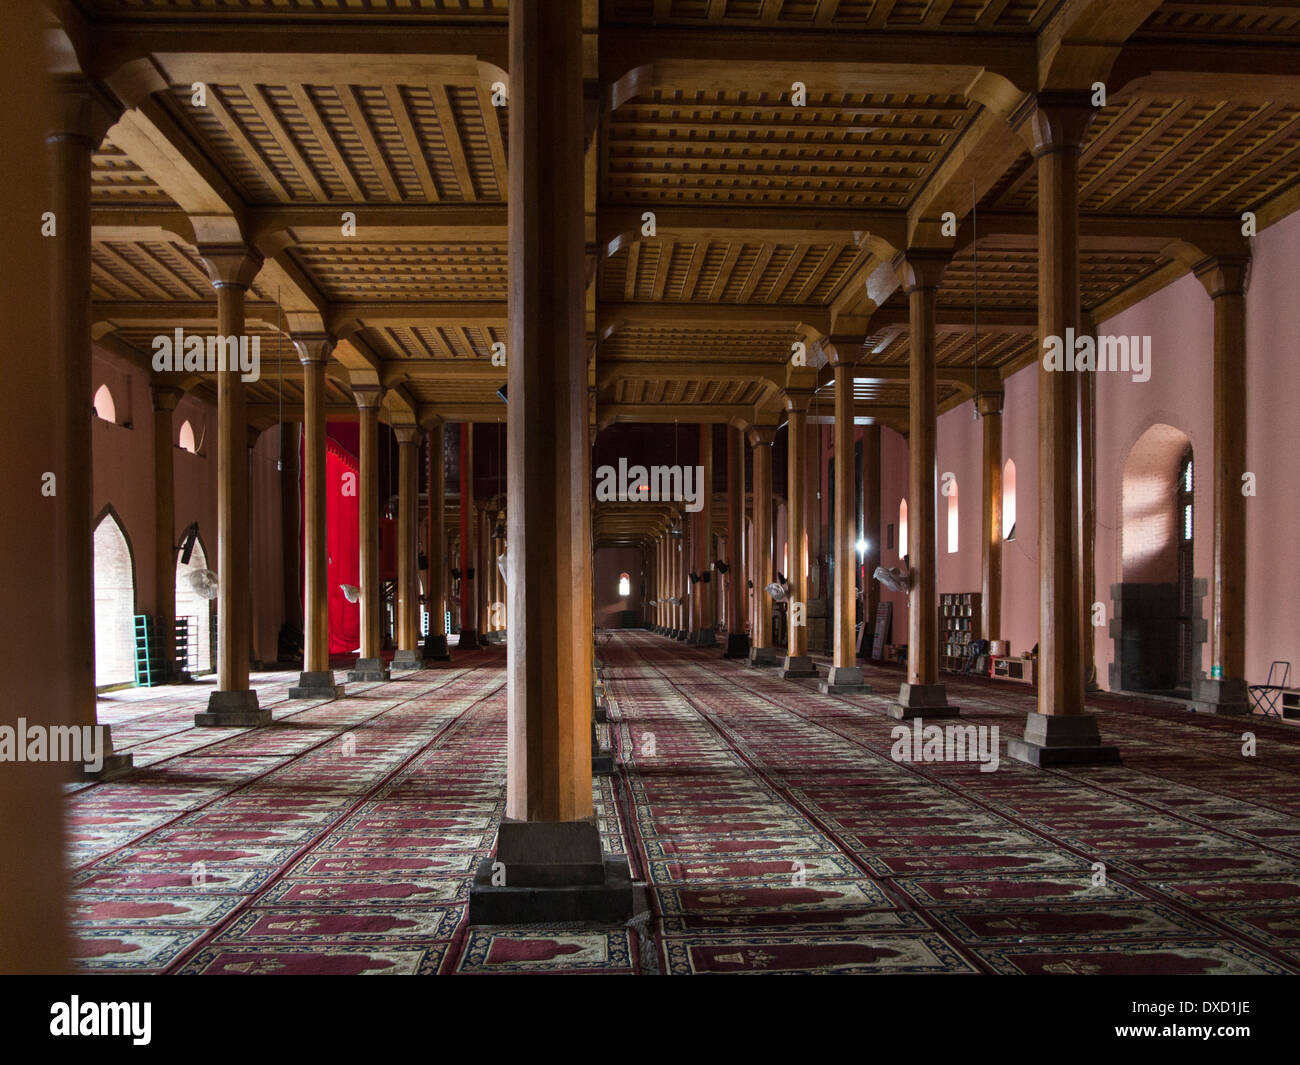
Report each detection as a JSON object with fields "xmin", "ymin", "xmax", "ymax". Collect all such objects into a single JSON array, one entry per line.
[
  {"xmin": 940, "ymin": 592, "xmax": 980, "ymax": 672},
  {"xmin": 991, "ymin": 656, "xmax": 1037, "ymax": 685}
]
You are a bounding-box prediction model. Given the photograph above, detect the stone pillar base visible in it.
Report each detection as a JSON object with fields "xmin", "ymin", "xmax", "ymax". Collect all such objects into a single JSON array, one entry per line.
[
  {"xmin": 456, "ymin": 628, "xmax": 480, "ymax": 650},
  {"xmin": 467, "ymin": 820, "xmax": 634, "ymax": 924},
  {"xmin": 594, "ymin": 696, "xmax": 608, "ymax": 724},
  {"xmin": 748, "ymin": 646, "xmax": 778, "ymax": 667},
  {"xmin": 819, "ymin": 665, "xmax": 871, "ymax": 694},
  {"xmin": 676, "ymin": 630, "xmax": 690, "ymax": 642},
  {"xmin": 1006, "ymin": 712, "xmax": 1121, "ymax": 767},
  {"xmin": 422, "ymin": 634, "xmax": 452, "ymax": 662},
  {"xmin": 195, "ymin": 689, "xmax": 270, "ymax": 728},
  {"xmin": 1190, "ymin": 676, "xmax": 1250, "ymax": 716},
  {"xmin": 390, "ymin": 650, "xmax": 422, "ymax": 672},
  {"xmin": 348, "ymin": 657, "xmax": 391, "ymax": 682},
  {"xmin": 723, "ymin": 633, "xmax": 751, "ymax": 659},
  {"xmin": 288, "ymin": 670, "xmax": 345, "ymax": 700},
  {"xmin": 76, "ymin": 730, "xmax": 134, "ymax": 781},
  {"xmin": 888, "ymin": 682, "xmax": 959, "ymax": 720},
  {"xmin": 485, "ymin": 630, "xmax": 507, "ymax": 645},
  {"xmin": 780, "ymin": 655, "xmax": 818, "ymax": 679},
  {"xmin": 592, "ymin": 748, "xmax": 617, "ymax": 775},
  {"xmin": 690, "ymin": 628, "xmax": 717, "ymax": 647}
]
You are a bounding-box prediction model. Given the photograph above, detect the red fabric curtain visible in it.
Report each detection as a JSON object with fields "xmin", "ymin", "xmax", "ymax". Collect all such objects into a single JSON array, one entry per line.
[{"xmin": 326, "ymin": 438, "xmax": 360, "ymax": 654}]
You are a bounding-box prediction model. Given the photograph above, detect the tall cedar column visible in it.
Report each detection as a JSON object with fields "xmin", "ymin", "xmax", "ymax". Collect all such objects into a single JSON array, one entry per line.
[
  {"xmin": 723, "ymin": 426, "xmax": 750, "ymax": 657},
  {"xmin": 693, "ymin": 424, "xmax": 716, "ymax": 644},
  {"xmin": 348, "ymin": 387, "xmax": 388, "ymax": 681},
  {"xmin": 391, "ymin": 426, "xmax": 422, "ymax": 671},
  {"xmin": 48, "ymin": 78, "xmax": 132, "ymax": 772},
  {"xmin": 195, "ymin": 243, "xmax": 268, "ymax": 727},
  {"xmin": 747, "ymin": 428, "xmax": 777, "ymax": 665},
  {"xmin": 891, "ymin": 251, "xmax": 958, "ymax": 718},
  {"xmin": 1078, "ymin": 315, "xmax": 1097, "ymax": 690},
  {"xmin": 288, "ymin": 335, "xmax": 343, "ymax": 699},
  {"xmin": 458, "ymin": 423, "xmax": 479, "ymax": 647},
  {"xmin": 1191, "ymin": 257, "xmax": 1251, "ymax": 714},
  {"xmin": 781, "ymin": 394, "xmax": 816, "ymax": 677},
  {"xmin": 978, "ymin": 390, "xmax": 1004, "ymax": 643},
  {"xmin": 678, "ymin": 503, "xmax": 691, "ymax": 640},
  {"xmin": 152, "ymin": 385, "xmax": 181, "ymax": 682},
  {"xmin": 820, "ymin": 358, "xmax": 869, "ymax": 693},
  {"xmin": 1008, "ymin": 93, "xmax": 1118, "ymax": 765},
  {"xmin": 861, "ymin": 424, "xmax": 882, "ymax": 659},
  {"xmin": 423, "ymin": 420, "xmax": 451, "ymax": 660},
  {"xmin": 279, "ymin": 422, "xmax": 301, "ymax": 630},
  {"xmin": 469, "ymin": 0, "xmax": 632, "ymax": 924}
]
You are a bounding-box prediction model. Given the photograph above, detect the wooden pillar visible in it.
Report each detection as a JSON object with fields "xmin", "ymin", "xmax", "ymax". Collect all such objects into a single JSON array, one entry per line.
[
  {"xmin": 288, "ymin": 335, "xmax": 341, "ymax": 698},
  {"xmin": 781, "ymin": 394, "xmax": 816, "ymax": 676},
  {"xmin": 469, "ymin": 0, "xmax": 628, "ymax": 924},
  {"xmin": 1191, "ymin": 256, "xmax": 1251, "ymax": 714},
  {"xmin": 423, "ymin": 420, "xmax": 451, "ymax": 660},
  {"xmin": 346, "ymin": 387, "xmax": 387, "ymax": 680},
  {"xmin": 693, "ymin": 425, "xmax": 715, "ymax": 643},
  {"xmin": 279, "ymin": 422, "xmax": 301, "ymax": 630},
  {"xmin": 978, "ymin": 391, "xmax": 1004, "ymax": 643},
  {"xmin": 1008, "ymin": 93, "xmax": 1117, "ymax": 764},
  {"xmin": 152, "ymin": 385, "xmax": 181, "ymax": 682},
  {"xmin": 891, "ymin": 251, "xmax": 956, "ymax": 717},
  {"xmin": 820, "ymin": 359, "xmax": 868, "ymax": 692},
  {"xmin": 391, "ymin": 426, "xmax": 422, "ymax": 670},
  {"xmin": 723, "ymin": 426, "xmax": 750, "ymax": 657},
  {"xmin": 458, "ymin": 423, "xmax": 479, "ymax": 647},
  {"xmin": 195, "ymin": 243, "xmax": 268, "ymax": 727},
  {"xmin": 747, "ymin": 428, "xmax": 777, "ymax": 665},
  {"xmin": 861, "ymin": 424, "xmax": 882, "ymax": 659},
  {"xmin": 1078, "ymin": 315, "xmax": 1098, "ymax": 690}
]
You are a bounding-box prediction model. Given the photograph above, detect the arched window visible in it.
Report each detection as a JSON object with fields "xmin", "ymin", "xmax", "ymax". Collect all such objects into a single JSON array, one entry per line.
[
  {"xmin": 93, "ymin": 384, "xmax": 116, "ymax": 424},
  {"xmin": 898, "ymin": 499, "xmax": 908, "ymax": 558},
  {"xmin": 93, "ymin": 510, "xmax": 135, "ymax": 687},
  {"xmin": 618, "ymin": 572, "xmax": 630, "ymax": 597},
  {"xmin": 947, "ymin": 477, "xmax": 959, "ymax": 553},
  {"xmin": 1002, "ymin": 459, "xmax": 1017, "ymax": 541},
  {"xmin": 178, "ymin": 419, "xmax": 197, "ymax": 454}
]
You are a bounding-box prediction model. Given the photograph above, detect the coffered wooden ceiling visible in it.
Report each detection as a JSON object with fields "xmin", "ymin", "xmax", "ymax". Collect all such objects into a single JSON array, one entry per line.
[{"xmin": 64, "ymin": 0, "xmax": 1300, "ymax": 545}]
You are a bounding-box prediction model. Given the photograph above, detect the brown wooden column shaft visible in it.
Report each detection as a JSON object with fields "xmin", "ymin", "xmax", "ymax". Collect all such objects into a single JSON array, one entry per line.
[
  {"xmin": 832, "ymin": 363, "xmax": 857, "ymax": 670},
  {"xmin": 423, "ymin": 420, "xmax": 450, "ymax": 659},
  {"xmin": 152, "ymin": 385, "xmax": 182, "ymax": 681},
  {"xmin": 747, "ymin": 428, "xmax": 776, "ymax": 662},
  {"xmin": 355, "ymin": 389, "xmax": 383, "ymax": 662},
  {"xmin": 786, "ymin": 399, "xmax": 809, "ymax": 659},
  {"xmin": 458, "ymin": 423, "xmax": 478, "ymax": 644},
  {"xmin": 978, "ymin": 391, "xmax": 1004, "ymax": 642},
  {"xmin": 295, "ymin": 335, "xmax": 332, "ymax": 674},
  {"xmin": 723, "ymin": 427, "xmax": 749, "ymax": 656},
  {"xmin": 394, "ymin": 427, "xmax": 420, "ymax": 656},
  {"xmin": 695, "ymin": 424, "xmax": 714, "ymax": 637},
  {"xmin": 861, "ymin": 424, "xmax": 882, "ymax": 657}
]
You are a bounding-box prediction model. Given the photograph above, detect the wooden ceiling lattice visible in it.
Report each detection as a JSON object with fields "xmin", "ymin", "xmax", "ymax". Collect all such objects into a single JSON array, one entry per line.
[
  {"xmin": 603, "ymin": 0, "xmax": 1054, "ymax": 31},
  {"xmin": 81, "ymin": 0, "xmax": 508, "ymax": 19},
  {"xmin": 288, "ymin": 243, "xmax": 507, "ymax": 301},
  {"xmin": 91, "ymin": 138, "xmax": 177, "ymax": 208}
]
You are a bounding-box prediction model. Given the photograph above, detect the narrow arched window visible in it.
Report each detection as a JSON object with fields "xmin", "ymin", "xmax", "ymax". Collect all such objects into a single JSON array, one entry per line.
[
  {"xmin": 618, "ymin": 572, "xmax": 630, "ymax": 597},
  {"xmin": 178, "ymin": 419, "xmax": 197, "ymax": 454},
  {"xmin": 947, "ymin": 478, "xmax": 959, "ymax": 553},
  {"xmin": 93, "ymin": 384, "xmax": 116, "ymax": 424},
  {"xmin": 899, "ymin": 499, "xmax": 908, "ymax": 558},
  {"xmin": 1002, "ymin": 459, "xmax": 1017, "ymax": 541}
]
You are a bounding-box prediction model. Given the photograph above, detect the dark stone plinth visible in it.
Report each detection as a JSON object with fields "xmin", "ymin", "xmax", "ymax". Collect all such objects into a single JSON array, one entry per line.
[
  {"xmin": 422, "ymin": 633, "xmax": 451, "ymax": 662},
  {"xmin": 594, "ymin": 698, "xmax": 608, "ymax": 724},
  {"xmin": 468, "ymin": 856, "xmax": 634, "ymax": 925},
  {"xmin": 485, "ymin": 630, "xmax": 507, "ymax": 645},
  {"xmin": 1190, "ymin": 676, "xmax": 1250, "ymax": 716},
  {"xmin": 748, "ymin": 645, "xmax": 778, "ymax": 667},
  {"xmin": 691, "ymin": 628, "xmax": 717, "ymax": 647},
  {"xmin": 592, "ymin": 748, "xmax": 617, "ymax": 775},
  {"xmin": 195, "ymin": 689, "xmax": 270, "ymax": 728},
  {"xmin": 457, "ymin": 628, "xmax": 480, "ymax": 650},
  {"xmin": 390, "ymin": 650, "xmax": 422, "ymax": 672},
  {"xmin": 348, "ymin": 657, "xmax": 390, "ymax": 682},
  {"xmin": 819, "ymin": 665, "xmax": 871, "ymax": 695},
  {"xmin": 288, "ymin": 670, "xmax": 345, "ymax": 699},
  {"xmin": 888, "ymin": 682, "xmax": 958, "ymax": 719},
  {"xmin": 676, "ymin": 630, "xmax": 690, "ymax": 642},
  {"xmin": 76, "ymin": 750, "xmax": 134, "ymax": 782},
  {"xmin": 780, "ymin": 654, "xmax": 818, "ymax": 679},
  {"xmin": 1006, "ymin": 711, "xmax": 1121, "ymax": 767},
  {"xmin": 723, "ymin": 633, "xmax": 751, "ymax": 659}
]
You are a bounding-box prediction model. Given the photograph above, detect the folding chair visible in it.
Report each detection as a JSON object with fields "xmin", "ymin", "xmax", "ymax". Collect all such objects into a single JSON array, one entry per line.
[{"xmin": 1249, "ymin": 660, "xmax": 1291, "ymax": 719}]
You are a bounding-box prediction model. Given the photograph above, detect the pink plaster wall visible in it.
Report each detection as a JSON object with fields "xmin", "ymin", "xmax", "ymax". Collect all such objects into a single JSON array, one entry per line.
[
  {"xmin": 999, "ymin": 365, "xmax": 1039, "ymax": 659},
  {"xmin": 936, "ymin": 402, "xmax": 983, "ymax": 596},
  {"xmin": 876, "ymin": 426, "xmax": 911, "ymax": 648}
]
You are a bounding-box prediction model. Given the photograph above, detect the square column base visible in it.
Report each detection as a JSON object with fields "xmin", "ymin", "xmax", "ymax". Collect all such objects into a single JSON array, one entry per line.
[
  {"xmin": 467, "ymin": 820, "xmax": 634, "ymax": 924},
  {"xmin": 456, "ymin": 628, "xmax": 480, "ymax": 650},
  {"xmin": 676, "ymin": 630, "xmax": 690, "ymax": 642},
  {"xmin": 780, "ymin": 655, "xmax": 818, "ymax": 678},
  {"xmin": 888, "ymin": 682, "xmax": 959, "ymax": 720},
  {"xmin": 748, "ymin": 646, "xmax": 778, "ymax": 667},
  {"xmin": 691, "ymin": 628, "xmax": 717, "ymax": 647},
  {"xmin": 422, "ymin": 634, "xmax": 452, "ymax": 662},
  {"xmin": 723, "ymin": 633, "xmax": 751, "ymax": 659},
  {"xmin": 288, "ymin": 671, "xmax": 345, "ymax": 699},
  {"xmin": 348, "ymin": 657, "xmax": 390, "ymax": 682},
  {"xmin": 390, "ymin": 650, "xmax": 422, "ymax": 672},
  {"xmin": 1006, "ymin": 712, "xmax": 1121, "ymax": 767},
  {"xmin": 75, "ymin": 729, "xmax": 134, "ymax": 781},
  {"xmin": 1190, "ymin": 676, "xmax": 1250, "ymax": 716},
  {"xmin": 819, "ymin": 665, "xmax": 871, "ymax": 694},
  {"xmin": 594, "ymin": 696, "xmax": 608, "ymax": 724},
  {"xmin": 195, "ymin": 689, "xmax": 270, "ymax": 728},
  {"xmin": 592, "ymin": 748, "xmax": 617, "ymax": 775}
]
